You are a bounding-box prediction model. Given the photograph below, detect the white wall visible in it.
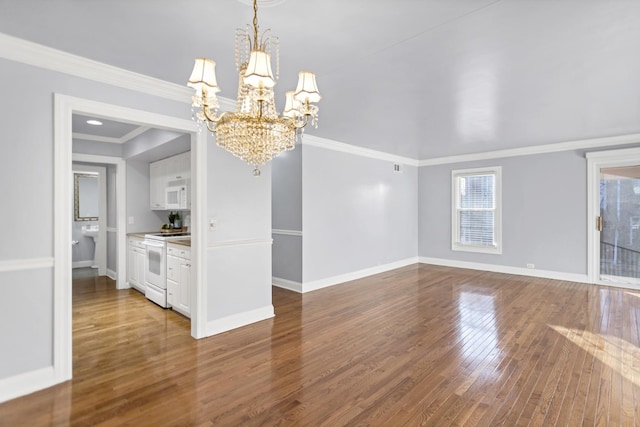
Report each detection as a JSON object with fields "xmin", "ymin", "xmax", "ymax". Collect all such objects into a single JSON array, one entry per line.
[
  {"xmin": 206, "ymin": 144, "xmax": 273, "ymax": 331},
  {"xmin": 107, "ymin": 164, "xmax": 117, "ymax": 272}
]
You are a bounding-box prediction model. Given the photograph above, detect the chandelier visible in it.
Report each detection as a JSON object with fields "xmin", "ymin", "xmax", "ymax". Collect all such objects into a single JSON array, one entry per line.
[{"xmin": 187, "ymin": 0, "xmax": 321, "ymax": 176}]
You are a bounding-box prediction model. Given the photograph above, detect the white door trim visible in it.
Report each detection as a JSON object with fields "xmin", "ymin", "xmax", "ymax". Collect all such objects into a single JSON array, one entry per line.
[
  {"xmin": 73, "ymin": 155, "xmax": 126, "ymax": 288},
  {"xmin": 586, "ymin": 146, "xmax": 640, "ymax": 287},
  {"xmin": 54, "ymin": 94, "xmax": 208, "ymax": 385}
]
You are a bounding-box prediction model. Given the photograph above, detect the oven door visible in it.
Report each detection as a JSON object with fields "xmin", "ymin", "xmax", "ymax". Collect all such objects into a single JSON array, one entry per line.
[
  {"xmin": 144, "ymin": 240, "xmax": 168, "ymax": 307},
  {"xmin": 144, "ymin": 240, "xmax": 166, "ymax": 289}
]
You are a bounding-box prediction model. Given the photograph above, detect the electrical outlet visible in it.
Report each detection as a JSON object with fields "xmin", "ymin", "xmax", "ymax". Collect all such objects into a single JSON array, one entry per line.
[{"xmin": 526, "ymin": 263, "xmax": 535, "ymax": 269}]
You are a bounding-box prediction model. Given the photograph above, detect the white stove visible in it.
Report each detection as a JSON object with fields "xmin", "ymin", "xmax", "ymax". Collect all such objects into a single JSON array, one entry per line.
[{"xmin": 143, "ymin": 232, "xmax": 190, "ymax": 307}]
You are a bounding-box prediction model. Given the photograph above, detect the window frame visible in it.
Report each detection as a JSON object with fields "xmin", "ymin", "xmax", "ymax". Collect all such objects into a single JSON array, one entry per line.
[{"xmin": 451, "ymin": 166, "xmax": 502, "ymax": 254}]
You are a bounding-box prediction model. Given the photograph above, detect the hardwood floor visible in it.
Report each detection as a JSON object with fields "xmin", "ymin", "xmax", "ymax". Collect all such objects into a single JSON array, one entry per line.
[{"xmin": 1, "ymin": 264, "xmax": 639, "ymax": 426}]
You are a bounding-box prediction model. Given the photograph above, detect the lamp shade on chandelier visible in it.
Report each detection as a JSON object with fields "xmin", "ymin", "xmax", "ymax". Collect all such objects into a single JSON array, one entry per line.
[{"xmin": 187, "ymin": 0, "xmax": 321, "ymax": 175}]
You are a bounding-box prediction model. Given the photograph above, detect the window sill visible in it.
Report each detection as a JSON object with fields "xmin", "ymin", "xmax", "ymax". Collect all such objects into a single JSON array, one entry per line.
[{"xmin": 452, "ymin": 244, "xmax": 502, "ymax": 255}]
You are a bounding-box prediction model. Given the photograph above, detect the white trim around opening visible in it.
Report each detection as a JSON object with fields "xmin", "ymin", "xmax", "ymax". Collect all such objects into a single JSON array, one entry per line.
[
  {"xmin": 586, "ymin": 146, "xmax": 640, "ymax": 289},
  {"xmin": 54, "ymin": 94, "xmax": 208, "ymax": 390}
]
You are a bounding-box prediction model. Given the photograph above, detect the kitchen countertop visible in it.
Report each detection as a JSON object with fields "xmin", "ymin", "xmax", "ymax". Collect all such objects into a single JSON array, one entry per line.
[
  {"xmin": 127, "ymin": 232, "xmax": 155, "ymax": 238},
  {"xmin": 168, "ymin": 238, "xmax": 191, "ymax": 247}
]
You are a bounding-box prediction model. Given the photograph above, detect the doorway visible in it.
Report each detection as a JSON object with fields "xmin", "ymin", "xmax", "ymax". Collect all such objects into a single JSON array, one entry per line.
[
  {"xmin": 587, "ymin": 147, "xmax": 640, "ymax": 289},
  {"xmin": 71, "ymin": 163, "xmax": 107, "ymax": 277},
  {"xmin": 53, "ymin": 94, "xmax": 208, "ymax": 384}
]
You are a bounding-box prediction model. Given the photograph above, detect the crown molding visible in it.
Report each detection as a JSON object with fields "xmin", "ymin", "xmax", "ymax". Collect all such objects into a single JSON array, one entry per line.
[
  {"xmin": 8, "ymin": 32, "xmax": 635, "ymax": 168},
  {"xmin": 418, "ymin": 133, "xmax": 640, "ymax": 167},
  {"xmin": 0, "ymin": 32, "xmax": 186, "ymax": 107},
  {"xmin": 301, "ymin": 134, "xmax": 420, "ymax": 167}
]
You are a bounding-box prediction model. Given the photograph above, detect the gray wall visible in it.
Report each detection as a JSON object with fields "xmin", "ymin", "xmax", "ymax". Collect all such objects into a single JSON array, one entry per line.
[
  {"xmin": 272, "ymin": 147, "xmax": 302, "ymax": 282},
  {"xmin": 419, "ymin": 150, "xmax": 587, "ymax": 273},
  {"xmin": 0, "ymin": 56, "xmax": 187, "ymax": 380},
  {"xmin": 123, "ymin": 129, "xmax": 188, "ymax": 160},
  {"xmin": 126, "ymin": 158, "xmax": 167, "ymax": 233},
  {"xmin": 302, "ymin": 145, "xmax": 418, "ymax": 283},
  {"xmin": 73, "ymin": 140, "xmax": 122, "ymax": 157}
]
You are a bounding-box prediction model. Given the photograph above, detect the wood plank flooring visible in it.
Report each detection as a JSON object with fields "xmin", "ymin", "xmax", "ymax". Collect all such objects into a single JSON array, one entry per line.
[{"xmin": 1, "ymin": 264, "xmax": 639, "ymax": 426}]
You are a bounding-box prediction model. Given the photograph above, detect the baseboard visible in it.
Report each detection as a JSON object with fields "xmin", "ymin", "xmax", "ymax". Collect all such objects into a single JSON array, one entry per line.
[
  {"xmin": 419, "ymin": 257, "xmax": 590, "ymax": 283},
  {"xmin": 206, "ymin": 305, "xmax": 275, "ymax": 337},
  {"xmin": 302, "ymin": 257, "xmax": 420, "ymax": 293},
  {"xmin": 0, "ymin": 366, "xmax": 60, "ymax": 404},
  {"xmin": 272, "ymin": 277, "xmax": 303, "ymax": 293},
  {"xmin": 106, "ymin": 269, "xmax": 117, "ymax": 280},
  {"xmin": 72, "ymin": 260, "xmax": 93, "ymax": 269}
]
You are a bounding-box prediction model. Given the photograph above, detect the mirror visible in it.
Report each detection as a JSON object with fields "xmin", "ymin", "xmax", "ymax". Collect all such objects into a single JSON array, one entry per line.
[{"xmin": 74, "ymin": 173, "xmax": 99, "ymax": 221}]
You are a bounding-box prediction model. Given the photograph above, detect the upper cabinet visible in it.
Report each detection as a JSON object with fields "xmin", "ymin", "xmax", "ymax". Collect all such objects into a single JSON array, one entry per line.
[
  {"xmin": 166, "ymin": 152, "xmax": 190, "ymax": 183},
  {"xmin": 150, "ymin": 151, "xmax": 191, "ymax": 210}
]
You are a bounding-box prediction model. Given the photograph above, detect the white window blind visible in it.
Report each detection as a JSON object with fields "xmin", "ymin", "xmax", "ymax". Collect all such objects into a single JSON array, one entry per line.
[{"xmin": 452, "ymin": 167, "xmax": 502, "ymax": 254}]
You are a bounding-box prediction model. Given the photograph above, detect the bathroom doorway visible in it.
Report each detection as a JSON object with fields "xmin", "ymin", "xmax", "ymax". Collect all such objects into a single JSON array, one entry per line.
[{"xmin": 71, "ymin": 163, "xmax": 107, "ymax": 278}]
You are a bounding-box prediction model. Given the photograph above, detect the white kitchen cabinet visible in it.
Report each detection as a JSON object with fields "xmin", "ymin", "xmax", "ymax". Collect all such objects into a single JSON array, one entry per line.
[
  {"xmin": 149, "ymin": 151, "xmax": 191, "ymax": 210},
  {"xmin": 166, "ymin": 151, "xmax": 190, "ymax": 183},
  {"xmin": 166, "ymin": 243, "xmax": 191, "ymax": 318},
  {"xmin": 127, "ymin": 236, "xmax": 146, "ymax": 293},
  {"xmin": 149, "ymin": 161, "xmax": 167, "ymax": 210}
]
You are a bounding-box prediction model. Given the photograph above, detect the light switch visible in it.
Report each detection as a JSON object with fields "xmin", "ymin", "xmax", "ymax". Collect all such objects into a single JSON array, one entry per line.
[
  {"xmin": 128, "ymin": 216, "xmax": 134, "ymax": 225},
  {"xmin": 209, "ymin": 218, "xmax": 217, "ymax": 231}
]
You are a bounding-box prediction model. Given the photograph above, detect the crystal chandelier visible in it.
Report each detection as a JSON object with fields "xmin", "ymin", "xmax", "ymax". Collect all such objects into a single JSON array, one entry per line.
[{"xmin": 187, "ymin": 0, "xmax": 321, "ymax": 176}]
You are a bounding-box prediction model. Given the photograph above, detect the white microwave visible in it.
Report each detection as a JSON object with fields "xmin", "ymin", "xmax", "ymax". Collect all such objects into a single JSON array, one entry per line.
[{"xmin": 166, "ymin": 180, "xmax": 189, "ymax": 210}]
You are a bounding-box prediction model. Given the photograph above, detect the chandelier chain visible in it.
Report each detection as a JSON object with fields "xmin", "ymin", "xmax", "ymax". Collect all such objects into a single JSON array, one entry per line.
[{"xmin": 253, "ymin": 0, "xmax": 259, "ymax": 50}]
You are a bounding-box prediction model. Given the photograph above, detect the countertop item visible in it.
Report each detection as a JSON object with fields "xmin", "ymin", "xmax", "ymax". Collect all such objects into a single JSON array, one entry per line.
[{"xmin": 168, "ymin": 238, "xmax": 191, "ymax": 247}]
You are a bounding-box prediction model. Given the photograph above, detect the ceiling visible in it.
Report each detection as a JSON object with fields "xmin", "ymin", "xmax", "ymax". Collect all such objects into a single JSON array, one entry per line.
[
  {"xmin": 72, "ymin": 114, "xmax": 145, "ymax": 143},
  {"xmin": 3, "ymin": 0, "xmax": 640, "ymax": 159}
]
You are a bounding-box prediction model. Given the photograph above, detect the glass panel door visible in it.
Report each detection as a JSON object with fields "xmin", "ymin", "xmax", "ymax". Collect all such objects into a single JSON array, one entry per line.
[{"xmin": 599, "ymin": 166, "xmax": 640, "ymax": 285}]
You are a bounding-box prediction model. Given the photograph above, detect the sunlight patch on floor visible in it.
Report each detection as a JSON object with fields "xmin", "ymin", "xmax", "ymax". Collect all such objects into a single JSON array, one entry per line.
[{"xmin": 550, "ymin": 324, "xmax": 640, "ymax": 387}]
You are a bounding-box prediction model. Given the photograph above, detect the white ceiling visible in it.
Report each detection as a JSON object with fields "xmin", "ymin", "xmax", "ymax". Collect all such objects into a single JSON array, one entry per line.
[{"xmin": 3, "ymin": 0, "xmax": 640, "ymax": 159}]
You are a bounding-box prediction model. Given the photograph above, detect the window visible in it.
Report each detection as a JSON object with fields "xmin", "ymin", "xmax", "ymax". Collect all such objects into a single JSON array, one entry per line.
[{"xmin": 452, "ymin": 166, "xmax": 502, "ymax": 254}]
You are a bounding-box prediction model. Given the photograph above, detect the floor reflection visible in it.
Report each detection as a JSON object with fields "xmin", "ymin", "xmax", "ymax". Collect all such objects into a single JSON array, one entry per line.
[{"xmin": 457, "ymin": 290, "xmax": 499, "ymax": 361}]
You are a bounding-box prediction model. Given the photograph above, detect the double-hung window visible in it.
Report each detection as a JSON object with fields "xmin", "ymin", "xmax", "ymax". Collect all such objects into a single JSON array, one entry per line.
[{"xmin": 452, "ymin": 166, "xmax": 502, "ymax": 254}]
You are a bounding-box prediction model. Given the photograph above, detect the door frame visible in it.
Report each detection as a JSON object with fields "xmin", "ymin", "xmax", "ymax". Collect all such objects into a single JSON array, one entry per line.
[
  {"xmin": 54, "ymin": 94, "xmax": 208, "ymax": 384},
  {"xmin": 73, "ymin": 156, "xmax": 125, "ymax": 284},
  {"xmin": 586, "ymin": 146, "xmax": 640, "ymax": 287},
  {"xmin": 71, "ymin": 163, "xmax": 108, "ymax": 275}
]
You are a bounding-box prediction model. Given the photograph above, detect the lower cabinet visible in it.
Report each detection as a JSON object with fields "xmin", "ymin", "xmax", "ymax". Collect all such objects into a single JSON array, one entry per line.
[
  {"xmin": 127, "ymin": 236, "xmax": 146, "ymax": 293},
  {"xmin": 167, "ymin": 243, "xmax": 191, "ymax": 318}
]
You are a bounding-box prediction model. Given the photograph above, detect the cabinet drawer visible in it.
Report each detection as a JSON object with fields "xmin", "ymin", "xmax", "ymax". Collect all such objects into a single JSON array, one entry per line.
[
  {"xmin": 128, "ymin": 238, "xmax": 145, "ymax": 249},
  {"xmin": 167, "ymin": 255, "xmax": 180, "ymax": 281},
  {"xmin": 167, "ymin": 246, "xmax": 190, "ymax": 259}
]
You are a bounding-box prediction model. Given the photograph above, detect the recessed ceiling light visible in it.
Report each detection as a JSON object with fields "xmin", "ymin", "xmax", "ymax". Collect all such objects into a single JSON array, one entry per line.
[{"xmin": 86, "ymin": 119, "xmax": 103, "ymax": 126}]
